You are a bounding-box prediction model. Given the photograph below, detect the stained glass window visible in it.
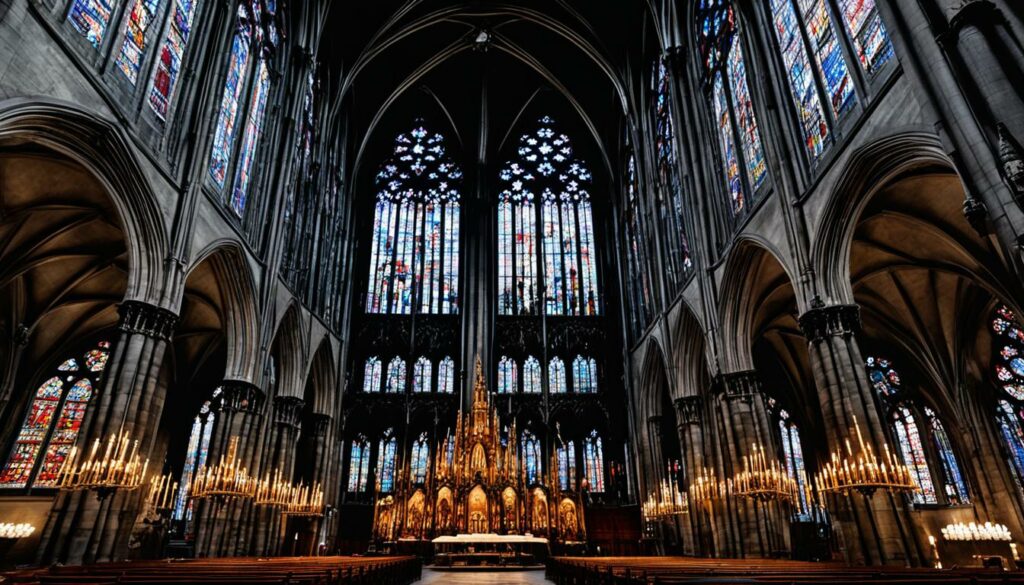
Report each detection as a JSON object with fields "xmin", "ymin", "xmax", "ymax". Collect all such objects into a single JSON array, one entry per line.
[
  {"xmin": 385, "ymin": 357, "xmax": 406, "ymax": 394},
  {"xmin": 998, "ymin": 400, "xmax": 1024, "ymax": 493},
  {"xmin": 347, "ymin": 435, "xmax": 370, "ymax": 492},
  {"xmin": 549, "ymin": 358, "xmax": 567, "ymax": 395},
  {"xmin": 558, "ymin": 441, "xmax": 576, "ymax": 490},
  {"xmin": 0, "ymin": 340, "xmax": 111, "ymax": 489},
  {"xmin": 229, "ymin": 59, "xmax": 270, "ymax": 217},
  {"xmin": 837, "ymin": 0, "xmax": 894, "ymax": 75},
  {"xmin": 209, "ymin": 5, "xmax": 253, "ymax": 188},
  {"xmin": 377, "ymin": 430, "xmax": 397, "ymax": 492},
  {"xmin": 411, "ymin": 432, "xmax": 430, "ymax": 484},
  {"xmin": 148, "ymin": 0, "xmax": 198, "ymax": 120},
  {"xmin": 173, "ymin": 406, "xmax": 213, "ymax": 521},
  {"xmin": 925, "ymin": 407, "xmax": 969, "ymax": 505},
  {"xmin": 698, "ymin": 0, "xmax": 767, "ymax": 217},
  {"xmin": 992, "ymin": 305, "xmax": 1024, "ymax": 401},
  {"xmin": 523, "ymin": 356, "xmax": 541, "ymax": 394},
  {"xmin": 366, "ymin": 124, "xmax": 463, "ymax": 315},
  {"xmin": 498, "ymin": 116, "xmax": 599, "ymax": 317},
  {"xmin": 413, "ymin": 357, "xmax": 431, "ymax": 393},
  {"xmin": 498, "ymin": 356, "xmax": 518, "ymax": 394},
  {"xmin": 114, "ymin": 0, "xmax": 161, "ymax": 85},
  {"xmin": 653, "ymin": 61, "xmax": 693, "ymax": 285},
  {"xmin": 777, "ymin": 410, "xmax": 809, "ymax": 515},
  {"xmin": 68, "ymin": 0, "xmax": 114, "ymax": 48},
  {"xmin": 438, "ymin": 357, "xmax": 455, "ymax": 394},
  {"xmin": 583, "ymin": 430, "xmax": 605, "ymax": 492},
  {"xmin": 363, "ymin": 357, "xmax": 382, "ymax": 393},
  {"xmin": 625, "ymin": 153, "xmax": 653, "ymax": 334},
  {"xmin": 572, "ymin": 355, "xmax": 597, "ymax": 394},
  {"xmin": 892, "ymin": 405, "xmax": 937, "ymax": 504},
  {"xmin": 522, "ymin": 431, "xmax": 541, "ymax": 485}
]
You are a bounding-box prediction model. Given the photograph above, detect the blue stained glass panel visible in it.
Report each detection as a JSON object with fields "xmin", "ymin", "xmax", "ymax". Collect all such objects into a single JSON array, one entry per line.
[
  {"xmin": 523, "ymin": 356, "xmax": 541, "ymax": 394},
  {"xmin": 377, "ymin": 432, "xmax": 397, "ymax": 492},
  {"xmin": 438, "ymin": 357, "xmax": 455, "ymax": 394},
  {"xmin": 363, "ymin": 357, "xmax": 382, "ymax": 393},
  {"xmin": 149, "ymin": 0, "xmax": 198, "ymax": 121},
  {"xmin": 68, "ymin": 0, "xmax": 114, "ymax": 48},
  {"xmin": 115, "ymin": 0, "xmax": 162, "ymax": 85},
  {"xmin": 498, "ymin": 356, "xmax": 517, "ymax": 394},
  {"xmin": 413, "ymin": 357, "xmax": 431, "ymax": 393},
  {"xmin": 549, "ymin": 358, "xmax": 567, "ymax": 394},
  {"xmin": 583, "ymin": 430, "xmax": 605, "ymax": 492},
  {"xmin": 837, "ymin": 0, "xmax": 894, "ymax": 75},
  {"xmin": 385, "ymin": 357, "xmax": 406, "ymax": 394},
  {"xmin": 230, "ymin": 60, "xmax": 270, "ymax": 216},
  {"xmin": 209, "ymin": 9, "xmax": 252, "ymax": 187}
]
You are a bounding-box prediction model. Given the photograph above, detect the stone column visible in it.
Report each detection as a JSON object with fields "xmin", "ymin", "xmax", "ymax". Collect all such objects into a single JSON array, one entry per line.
[
  {"xmin": 0, "ymin": 323, "xmax": 29, "ymax": 434},
  {"xmin": 675, "ymin": 396, "xmax": 708, "ymax": 556},
  {"xmin": 798, "ymin": 303, "xmax": 925, "ymax": 566},
  {"xmin": 714, "ymin": 372, "xmax": 787, "ymax": 558},
  {"xmin": 37, "ymin": 301, "xmax": 177, "ymax": 565},
  {"xmin": 252, "ymin": 395, "xmax": 303, "ymax": 556}
]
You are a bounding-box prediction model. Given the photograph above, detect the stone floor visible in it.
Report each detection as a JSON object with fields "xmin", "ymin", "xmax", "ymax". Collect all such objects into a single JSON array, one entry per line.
[{"xmin": 415, "ymin": 568, "xmax": 553, "ymax": 584}]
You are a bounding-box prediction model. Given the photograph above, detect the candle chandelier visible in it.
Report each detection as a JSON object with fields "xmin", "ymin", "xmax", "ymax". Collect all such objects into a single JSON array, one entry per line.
[
  {"xmin": 254, "ymin": 468, "xmax": 293, "ymax": 507},
  {"xmin": 940, "ymin": 521, "xmax": 1013, "ymax": 542},
  {"xmin": 814, "ymin": 417, "xmax": 918, "ymax": 498},
  {"xmin": 732, "ymin": 443, "xmax": 799, "ymax": 504},
  {"xmin": 0, "ymin": 523, "xmax": 35, "ymax": 539},
  {"xmin": 58, "ymin": 430, "xmax": 149, "ymax": 499},
  {"xmin": 190, "ymin": 437, "xmax": 256, "ymax": 501},
  {"xmin": 643, "ymin": 462, "xmax": 689, "ymax": 521},
  {"xmin": 145, "ymin": 473, "xmax": 178, "ymax": 513},
  {"xmin": 283, "ymin": 482, "xmax": 324, "ymax": 518},
  {"xmin": 688, "ymin": 467, "xmax": 724, "ymax": 503}
]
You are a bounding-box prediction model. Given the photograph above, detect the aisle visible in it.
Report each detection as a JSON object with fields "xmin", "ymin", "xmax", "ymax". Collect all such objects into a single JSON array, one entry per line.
[{"xmin": 415, "ymin": 568, "xmax": 552, "ymax": 584}]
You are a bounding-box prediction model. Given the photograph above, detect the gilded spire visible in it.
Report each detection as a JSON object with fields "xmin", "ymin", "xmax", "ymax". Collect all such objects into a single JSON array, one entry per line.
[{"xmin": 473, "ymin": 357, "xmax": 487, "ymax": 405}]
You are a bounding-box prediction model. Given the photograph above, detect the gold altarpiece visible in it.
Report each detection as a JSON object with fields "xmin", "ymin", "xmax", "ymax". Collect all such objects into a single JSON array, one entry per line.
[{"xmin": 372, "ymin": 361, "xmax": 586, "ymax": 543}]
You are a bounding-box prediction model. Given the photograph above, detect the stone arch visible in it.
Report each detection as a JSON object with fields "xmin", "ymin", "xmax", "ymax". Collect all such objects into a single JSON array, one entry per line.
[
  {"xmin": 637, "ymin": 338, "xmax": 672, "ymax": 423},
  {"xmin": 717, "ymin": 237, "xmax": 802, "ymax": 373},
  {"xmin": 183, "ymin": 241, "xmax": 261, "ymax": 383},
  {"xmin": 305, "ymin": 337, "xmax": 337, "ymax": 416},
  {"xmin": 268, "ymin": 302, "xmax": 307, "ymax": 400},
  {"xmin": 672, "ymin": 302, "xmax": 713, "ymax": 400},
  {"xmin": 0, "ymin": 98, "xmax": 168, "ymax": 306}
]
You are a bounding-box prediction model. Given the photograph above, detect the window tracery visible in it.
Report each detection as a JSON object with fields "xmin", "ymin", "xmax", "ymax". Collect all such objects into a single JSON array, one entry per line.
[
  {"xmin": 347, "ymin": 435, "xmax": 371, "ymax": 492},
  {"xmin": 583, "ymin": 430, "xmax": 604, "ymax": 492}
]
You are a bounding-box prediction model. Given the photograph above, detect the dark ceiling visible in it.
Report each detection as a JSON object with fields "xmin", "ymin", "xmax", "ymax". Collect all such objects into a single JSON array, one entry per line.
[{"xmin": 318, "ymin": 1, "xmax": 662, "ymax": 191}]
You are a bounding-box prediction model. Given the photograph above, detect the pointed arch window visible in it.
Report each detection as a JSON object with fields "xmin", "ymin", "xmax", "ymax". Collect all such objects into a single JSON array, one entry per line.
[
  {"xmin": 411, "ymin": 432, "xmax": 430, "ymax": 484},
  {"xmin": 991, "ymin": 305, "xmax": 1024, "ymax": 494},
  {"xmin": 698, "ymin": 0, "xmax": 768, "ymax": 217},
  {"xmin": 523, "ymin": 357, "xmax": 542, "ymax": 394},
  {"xmin": 837, "ymin": 0, "xmax": 894, "ymax": 75},
  {"xmin": 653, "ymin": 61, "xmax": 694, "ymax": 287},
  {"xmin": 549, "ymin": 358, "xmax": 567, "ymax": 395},
  {"xmin": 892, "ymin": 405, "xmax": 936, "ymax": 504},
  {"xmin": 114, "ymin": 0, "xmax": 161, "ymax": 84},
  {"xmin": 777, "ymin": 409, "xmax": 810, "ymax": 515},
  {"xmin": 413, "ymin": 357, "xmax": 431, "ymax": 393},
  {"xmin": 572, "ymin": 355, "xmax": 597, "ymax": 394},
  {"xmin": 230, "ymin": 59, "xmax": 270, "ymax": 216},
  {"xmin": 366, "ymin": 125, "xmax": 463, "ymax": 315},
  {"xmin": 347, "ymin": 435, "xmax": 371, "ymax": 492},
  {"xmin": 925, "ymin": 406, "xmax": 969, "ymax": 505},
  {"xmin": 173, "ymin": 403, "xmax": 214, "ymax": 520},
  {"xmin": 363, "ymin": 356, "xmax": 382, "ymax": 393},
  {"xmin": 498, "ymin": 356, "xmax": 518, "ymax": 394},
  {"xmin": 0, "ymin": 340, "xmax": 112, "ymax": 489},
  {"xmin": 68, "ymin": 0, "xmax": 115, "ymax": 48},
  {"xmin": 583, "ymin": 430, "xmax": 605, "ymax": 492},
  {"xmin": 624, "ymin": 153, "xmax": 653, "ymax": 335},
  {"xmin": 385, "ymin": 357, "xmax": 406, "ymax": 394},
  {"xmin": 522, "ymin": 430, "xmax": 541, "ymax": 485},
  {"xmin": 498, "ymin": 116, "xmax": 599, "ymax": 317},
  {"xmin": 377, "ymin": 429, "xmax": 397, "ymax": 493},
  {"xmin": 209, "ymin": 5, "xmax": 255, "ymax": 188},
  {"xmin": 438, "ymin": 357, "xmax": 456, "ymax": 394},
  {"xmin": 558, "ymin": 441, "xmax": 576, "ymax": 491},
  {"xmin": 148, "ymin": 0, "xmax": 200, "ymax": 120}
]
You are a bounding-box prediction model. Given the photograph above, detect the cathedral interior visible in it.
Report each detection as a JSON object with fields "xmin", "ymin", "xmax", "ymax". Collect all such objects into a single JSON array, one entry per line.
[{"xmin": 2, "ymin": 0, "xmax": 1024, "ymax": 583}]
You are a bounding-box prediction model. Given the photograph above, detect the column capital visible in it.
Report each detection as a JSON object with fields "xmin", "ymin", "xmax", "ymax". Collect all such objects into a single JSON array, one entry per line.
[
  {"xmin": 272, "ymin": 395, "xmax": 304, "ymax": 428},
  {"xmin": 673, "ymin": 396, "xmax": 702, "ymax": 425},
  {"xmin": 308, "ymin": 413, "xmax": 332, "ymax": 437},
  {"xmin": 718, "ymin": 370, "xmax": 763, "ymax": 400},
  {"xmin": 118, "ymin": 300, "xmax": 178, "ymax": 341},
  {"xmin": 216, "ymin": 380, "xmax": 266, "ymax": 415},
  {"xmin": 798, "ymin": 303, "xmax": 861, "ymax": 342}
]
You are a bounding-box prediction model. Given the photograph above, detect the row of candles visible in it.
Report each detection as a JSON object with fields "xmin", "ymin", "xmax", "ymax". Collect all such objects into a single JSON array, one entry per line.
[
  {"xmin": 642, "ymin": 462, "xmax": 689, "ymax": 521},
  {"xmin": 940, "ymin": 522, "xmax": 1013, "ymax": 542},
  {"xmin": 0, "ymin": 523, "xmax": 35, "ymax": 539},
  {"xmin": 814, "ymin": 419, "xmax": 917, "ymax": 496}
]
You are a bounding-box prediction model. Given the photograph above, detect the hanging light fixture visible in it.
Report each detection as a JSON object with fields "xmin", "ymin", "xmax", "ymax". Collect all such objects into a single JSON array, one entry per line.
[
  {"xmin": 732, "ymin": 443, "xmax": 799, "ymax": 503},
  {"xmin": 814, "ymin": 416, "xmax": 918, "ymax": 498},
  {"xmin": 144, "ymin": 472, "xmax": 178, "ymax": 513},
  {"xmin": 254, "ymin": 468, "xmax": 293, "ymax": 507},
  {"xmin": 189, "ymin": 436, "xmax": 256, "ymax": 501},
  {"xmin": 282, "ymin": 482, "xmax": 324, "ymax": 517},
  {"xmin": 58, "ymin": 430, "xmax": 149, "ymax": 500}
]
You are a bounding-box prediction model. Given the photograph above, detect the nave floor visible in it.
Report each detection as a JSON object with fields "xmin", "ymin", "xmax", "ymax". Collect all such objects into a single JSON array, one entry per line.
[{"xmin": 415, "ymin": 568, "xmax": 552, "ymax": 584}]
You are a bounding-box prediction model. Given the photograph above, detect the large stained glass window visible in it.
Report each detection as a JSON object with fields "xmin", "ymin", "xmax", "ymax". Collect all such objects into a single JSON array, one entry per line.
[
  {"xmin": 230, "ymin": 59, "xmax": 270, "ymax": 217},
  {"xmin": 777, "ymin": 409, "xmax": 809, "ymax": 515},
  {"xmin": 698, "ymin": 0, "xmax": 767, "ymax": 217},
  {"xmin": 172, "ymin": 404, "xmax": 214, "ymax": 521},
  {"xmin": 498, "ymin": 116, "xmax": 599, "ymax": 317},
  {"xmin": 653, "ymin": 62, "xmax": 693, "ymax": 287},
  {"xmin": 549, "ymin": 358, "xmax": 567, "ymax": 395},
  {"xmin": 385, "ymin": 357, "xmax": 406, "ymax": 394},
  {"xmin": 411, "ymin": 432, "xmax": 430, "ymax": 484},
  {"xmin": 0, "ymin": 340, "xmax": 111, "ymax": 489},
  {"xmin": 413, "ymin": 357, "xmax": 431, "ymax": 393},
  {"xmin": 625, "ymin": 153, "xmax": 653, "ymax": 334},
  {"xmin": 583, "ymin": 430, "xmax": 605, "ymax": 492},
  {"xmin": 572, "ymin": 355, "xmax": 597, "ymax": 394},
  {"xmin": 992, "ymin": 306, "xmax": 1024, "ymax": 494},
  {"xmin": 498, "ymin": 356, "xmax": 518, "ymax": 394},
  {"xmin": 366, "ymin": 124, "xmax": 463, "ymax": 315},
  {"xmin": 558, "ymin": 441, "xmax": 576, "ymax": 490},
  {"xmin": 438, "ymin": 357, "xmax": 456, "ymax": 394},
  {"xmin": 148, "ymin": 0, "xmax": 199, "ymax": 120},
  {"xmin": 892, "ymin": 405, "xmax": 936, "ymax": 504},
  {"xmin": 522, "ymin": 431, "xmax": 541, "ymax": 485},
  {"xmin": 363, "ymin": 356, "xmax": 382, "ymax": 393},
  {"xmin": 209, "ymin": 5, "xmax": 254, "ymax": 188},
  {"xmin": 925, "ymin": 406, "xmax": 969, "ymax": 504},
  {"xmin": 114, "ymin": 0, "xmax": 161, "ymax": 85},
  {"xmin": 837, "ymin": 0, "xmax": 894, "ymax": 75},
  {"xmin": 523, "ymin": 357, "xmax": 542, "ymax": 394},
  {"xmin": 377, "ymin": 429, "xmax": 397, "ymax": 492},
  {"xmin": 68, "ymin": 0, "xmax": 115, "ymax": 49},
  {"xmin": 347, "ymin": 435, "xmax": 371, "ymax": 492}
]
